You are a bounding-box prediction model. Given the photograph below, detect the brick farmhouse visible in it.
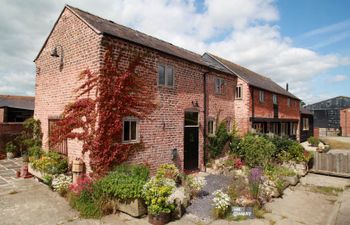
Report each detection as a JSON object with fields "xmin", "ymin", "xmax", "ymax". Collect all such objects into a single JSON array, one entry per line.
[{"xmin": 34, "ymin": 5, "xmax": 301, "ymax": 172}]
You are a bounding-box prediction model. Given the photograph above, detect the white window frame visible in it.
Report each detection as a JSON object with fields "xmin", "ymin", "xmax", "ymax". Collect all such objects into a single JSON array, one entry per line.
[
  {"xmin": 122, "ymin": 117, "xmax": 140, "ymax": 144},
  {"xmin": 290, "ymin": 123, "xmax": 297, "ymax": 135},
  {"xmin": 235, "ymin": 85, "xmax": 242, "ymax": 99},
  {"xmin": 158, "ymin": 64, "xmax": 174, "ymax": 88},
  {"xmin": 215, "ymin": 77, "xmax": 225, "ymax": 95},
  {"xmin": 259, "ymin": 90, "xmax": 264, "ymax": 103},
  {"xmin": 287, "ymin": 98, "xmax": 291, "ymax": 107},
  {"xmin": 303, "ymin": 118, "xmax": 309, "ymax": 131},
  {"xmin": 207, "ymin": 118, "xmax": 215, "ymax": 136},
  {"xmin": 273, "ymin": 94, "xmax": 278, "ymax": 105}
]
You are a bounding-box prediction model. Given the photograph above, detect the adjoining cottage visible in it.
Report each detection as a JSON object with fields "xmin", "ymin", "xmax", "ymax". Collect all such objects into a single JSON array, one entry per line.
[{"xmin": 34, "ymin": 5, "xmax": 301, "ymax": 172}]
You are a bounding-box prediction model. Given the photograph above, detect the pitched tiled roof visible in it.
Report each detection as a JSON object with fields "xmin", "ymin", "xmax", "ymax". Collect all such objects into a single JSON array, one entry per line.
[
  {"xmin": 0, "ymin": 95, "xmax": 35, "ymax": 110},
  {"xmin": 66, "ymin": 5, "xmax": 210, "ymax": 68},
  {"xmin": 204, "ymin": 53, "xmax": 299, "ymax": 100},
  {"xmin": 300, "ymin": 107, "xmax": 313, "ymax": 115}
]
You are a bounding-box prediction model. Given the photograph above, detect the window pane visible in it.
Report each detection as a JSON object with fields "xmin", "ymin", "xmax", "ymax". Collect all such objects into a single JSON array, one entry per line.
[
  {"xmin": 215, "ymin": 78, "xmax": 220, "ymax": 93},
  {"xmin": 158, "ymin": 65, "xmax": 165, "ymax": 85},
  {"xmin": 123, "ymin": 121, "xmax": 130, "ymax": 141},
  {"xmin": 131, "ymin": 121, "xmax": 137, "ymax": 140},
  {"xmin": 166, "ymin": 67, "xmax": 173, "ymax": 86},
  {"xmin": 208, "ymin": 120, "xmax": 213, "ymax": 135},
  {"xmin": 185, "ymin": 112, "xmax": 198, "ymax": 126}
]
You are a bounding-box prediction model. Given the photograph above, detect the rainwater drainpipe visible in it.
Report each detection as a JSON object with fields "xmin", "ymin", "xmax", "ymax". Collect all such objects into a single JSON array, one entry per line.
[{"xmin": 203, "ymin": 71, "xmax": 210, "ymax": 172}]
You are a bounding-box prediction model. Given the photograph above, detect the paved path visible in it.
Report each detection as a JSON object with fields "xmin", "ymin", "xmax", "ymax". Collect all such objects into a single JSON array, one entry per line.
[{"xmin": 0, "ymin": 158, "xmax": 22, "ymax": 188}]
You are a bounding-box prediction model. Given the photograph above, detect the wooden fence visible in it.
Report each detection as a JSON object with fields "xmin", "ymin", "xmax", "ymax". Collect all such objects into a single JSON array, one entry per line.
[{"xmin": 311, "ymin": 152, "xmax": 350, "ymax": 178}]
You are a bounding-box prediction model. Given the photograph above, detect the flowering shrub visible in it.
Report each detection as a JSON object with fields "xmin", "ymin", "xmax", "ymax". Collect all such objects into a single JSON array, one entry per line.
[
  {"xmin": 156, "ymin": 164, "xmax": 179, "ymax": 180},
  {"xmin": 69, "ymin": 175, "xmax": 93, "ymax": 195},
  {"xmin": 248, "ymin": 167, "xmax": 263, "ymax": 199},
  {"xmin": 143, "ymin": 177, "xmax": 176, "ymax": 215},
  {"xmin": 187, "ymin": 175, "xmax": 206, "ymax": 192},
  {"xmin": 31, "ymin": 151, "xmax": 68, "ymax": 175},
  {"xmin": 234, "ymin": 158, "xmax": 244, "ymax": 169},
  {"xmin": 212, "ymin": 189, "xmax": 231, "ymax": 218},
  {"xmin": 52, "ymin": 174, "xmax": 72, "ymax": 196}
]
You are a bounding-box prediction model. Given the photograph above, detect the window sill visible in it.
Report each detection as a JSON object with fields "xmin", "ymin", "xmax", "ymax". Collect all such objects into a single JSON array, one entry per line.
[{"xmin": 122, "ymin": 140, "xmax": 140, "ymax": 144}]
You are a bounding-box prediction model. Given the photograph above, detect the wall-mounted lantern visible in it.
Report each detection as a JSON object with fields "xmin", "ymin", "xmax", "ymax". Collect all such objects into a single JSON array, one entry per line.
[
  {"xmin": 50, "ymin": 45, "xmax": 64, "ymax": 71},
  {"xmin": 171, "ymin": 148, "xmax": 178, "ymax": 161}
]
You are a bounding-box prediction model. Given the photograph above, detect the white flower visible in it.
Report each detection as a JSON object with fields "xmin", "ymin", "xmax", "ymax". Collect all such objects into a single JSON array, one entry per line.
[
  {"xmin": 188, "ymin": 175, "xmax": 206, "ymax": 192},
  {"xmin": 212, "ymin": 189, "xmax": 231, "ymax": 210},
  {"xmin": 52, "ymin": 174, "xmax": 72, "ymax": 192}
]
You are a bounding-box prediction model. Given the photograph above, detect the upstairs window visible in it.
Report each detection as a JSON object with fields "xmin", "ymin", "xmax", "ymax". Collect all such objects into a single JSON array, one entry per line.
[
  {"xmin": 215, "ymin": 77, "xmax": 225, "ymax": 94},
  {"xmin": 259, "ymin": 90, "xmax": 264, "ymax": 102},
  {"xmin": 123, "ymin": 117, "xmax": 139, "ymax": 143},
  {"xmin": 235, "ymin": 85, "xmax": 242, "ymax": 99},
  {"xmin": 273, "ymin": 94, "xmax": 278, "ymax": 105},
  {"xmin": 287, "ymin": 98, "xmax": 291, "ymax": 107},
  {"xmin": 158, "ymin": 64, "xmax": 174, "ymax": 87}
]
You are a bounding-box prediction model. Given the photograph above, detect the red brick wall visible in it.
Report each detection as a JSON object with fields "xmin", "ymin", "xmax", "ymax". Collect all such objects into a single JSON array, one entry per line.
[
  {"xmin": 35, "ymin": 8, "xmax": 237, "ymax": 173},
  {"xmin": 0, "ymin": 123, "xmax": 24, "ymax": 152},
  {"xmin": 101, "ymin": 36, "xmax": 236, "ymax": 172},
  {"xmin": 340, "ymin": 108, "xmax": 350, "ymax": 136},
  {"xmin": 233, "ymin": 79, "xmax": 251, "ymax": 136},
  {"xmin": 252, "ymin": 87, "xmax": 300, "ymax": 119},
  {"xmin": 34, "ymin": 8, "xmax": 102, "ymax": 171}
]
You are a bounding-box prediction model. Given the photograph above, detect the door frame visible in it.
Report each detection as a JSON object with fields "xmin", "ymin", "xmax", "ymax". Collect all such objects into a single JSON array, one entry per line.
[{"xmin": 183, "ymin": 109, "xmax": 200, "ymax": 171}]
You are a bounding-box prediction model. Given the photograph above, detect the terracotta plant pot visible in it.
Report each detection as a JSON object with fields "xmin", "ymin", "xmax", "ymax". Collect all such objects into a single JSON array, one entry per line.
[{"xmin": 148, "ymin": 213, "xmax": 171, "ymax": 225}]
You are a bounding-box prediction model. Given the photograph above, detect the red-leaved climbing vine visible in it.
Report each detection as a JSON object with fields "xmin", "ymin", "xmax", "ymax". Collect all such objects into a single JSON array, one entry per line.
[{"xmin": 50, "ymin": 46, "xmax": 157, "ymax": 176}]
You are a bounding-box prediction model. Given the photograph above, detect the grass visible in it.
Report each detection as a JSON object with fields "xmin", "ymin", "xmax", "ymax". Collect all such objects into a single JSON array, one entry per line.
[
  {"xmin": 309, "ymin": 186, "xmax": 343, "ymax": 196},
  {"xmin": 320, "ymin": 138, "xmax": 350, "ymax": 149}
]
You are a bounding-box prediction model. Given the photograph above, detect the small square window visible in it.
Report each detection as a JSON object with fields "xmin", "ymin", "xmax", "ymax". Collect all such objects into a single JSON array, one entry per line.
[
  {"xmin": 259, "ymin": 90, "xmax": 264, "ymax": 102},
  {"xmin": 158, "ymin": 64, "xmax": 174, "ymax": 87},
  {"xmin": 215, "ymin": 77, "xmax": 225, "ymax": 94},
  {"xmin": 123, "ymin": 117, "xmax": 139, "ymax": 143},
  {"xmin": 235, "ymin": 85, "xmax": 242, "ymax": 99}
]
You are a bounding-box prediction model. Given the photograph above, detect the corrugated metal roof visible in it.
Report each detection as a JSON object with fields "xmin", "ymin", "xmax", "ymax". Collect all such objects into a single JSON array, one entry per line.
[{"xmin": 0, "ymin": 95, "xmax": 35, "ymax": 110}]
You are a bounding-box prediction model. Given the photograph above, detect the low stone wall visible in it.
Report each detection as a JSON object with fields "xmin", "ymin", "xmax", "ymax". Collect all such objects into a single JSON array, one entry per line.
[{"xmin": 0, "ymin": 122, "xmax": 24, "ymax": 152}]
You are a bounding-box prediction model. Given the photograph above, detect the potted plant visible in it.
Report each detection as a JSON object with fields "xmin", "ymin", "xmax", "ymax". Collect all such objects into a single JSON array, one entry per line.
[
  {"xmin": 143, "ymin": 177, "xmax": 176, "ymax": 225},
  {"xmin": 5, "ymin": 142, "xmax": 16, "ymax": 159}
]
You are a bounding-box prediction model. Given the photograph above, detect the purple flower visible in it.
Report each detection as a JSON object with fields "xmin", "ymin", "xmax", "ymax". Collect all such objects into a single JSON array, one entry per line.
[{"xmin": 248, "ymin": 167, "xmax": 263, "ymax": 184}]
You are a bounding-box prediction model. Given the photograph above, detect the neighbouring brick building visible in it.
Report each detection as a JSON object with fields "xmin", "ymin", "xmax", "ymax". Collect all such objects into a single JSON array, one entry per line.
[
  {"xmin": 203, "ymin": 53, "xmax": 301, "ymax": 139},
  {"xmin": 34, "ymin": 5, "xmax": 301, "ymax": 172},
  {"xmin": 340, "ymin": 107, "xmax": 350, "ymax": 137}
]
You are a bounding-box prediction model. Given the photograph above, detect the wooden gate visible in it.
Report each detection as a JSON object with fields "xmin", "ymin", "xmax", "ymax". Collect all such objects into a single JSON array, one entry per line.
[{"xmin": 311, "ymin": 152, "xmax": 350, "ymax": 178}]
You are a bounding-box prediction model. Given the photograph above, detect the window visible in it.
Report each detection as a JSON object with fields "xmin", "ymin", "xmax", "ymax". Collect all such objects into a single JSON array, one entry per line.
[
  {"xmin": 290, "ymin": 123, "xmax": 297, "ymax": 135},
  {"xmin": 215, "ymin": 77, "xmax": 225, "ymax": 94},
  {"xmin": 253, "ymin": 123, "xmax": 264, "ymax": 133},
  {"xmin": 208, "ymin": 119, "xmax": 215, "ymax": 136},
  {"xmin": 226, "ymin": 120, "xmax": 231, "ymax": 132},
  {"xmin": 158, "ymin": 64, "xmax": 174, "ymax": 87},
  {"xmin": 185, "ymin": 111, "xmax": 199, "ymax": 126},
  {"xmin": 287, "ymin": 98, "xmax": 291, "ymax": 107},
  {"xmin": 235, "ymin": 85, "xmax": 242, "ymax": 99},
  {"xmin": 273, "ymin": 94, "xmax": 278, "ymax": 105},
  {"xmin": 281, "ymin": 123, "xmax": 288, "ymax": 136},
  {"xmin": 302, "ymin": 118, "xmax": 309, "ymax": 131},
  {"xmin": 259, "ymin": 90, "xmax": 264, "ymax": 102},
  {"xmin": 123, "ymin": 117, "xmax": 139, "ymax": 143}
]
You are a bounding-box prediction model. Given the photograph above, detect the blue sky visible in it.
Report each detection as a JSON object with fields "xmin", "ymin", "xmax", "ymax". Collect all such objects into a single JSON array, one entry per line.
[
  {"xmin": 0, "ymin": 0, "xmax": 349, "ymax": 104},
  {"xmin": 277, "ymin": 0, "xmax": 350, "ymax": 101}
]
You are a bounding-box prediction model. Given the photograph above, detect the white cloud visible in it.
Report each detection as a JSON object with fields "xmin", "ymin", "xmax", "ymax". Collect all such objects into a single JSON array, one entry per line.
[
  {"xmin": 330, "ymin": 74, "xmax": 348, "ymax": 82},
  {"xmin": 0, "ymin": 0, "xmax": 349, "ymax": 103}
]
